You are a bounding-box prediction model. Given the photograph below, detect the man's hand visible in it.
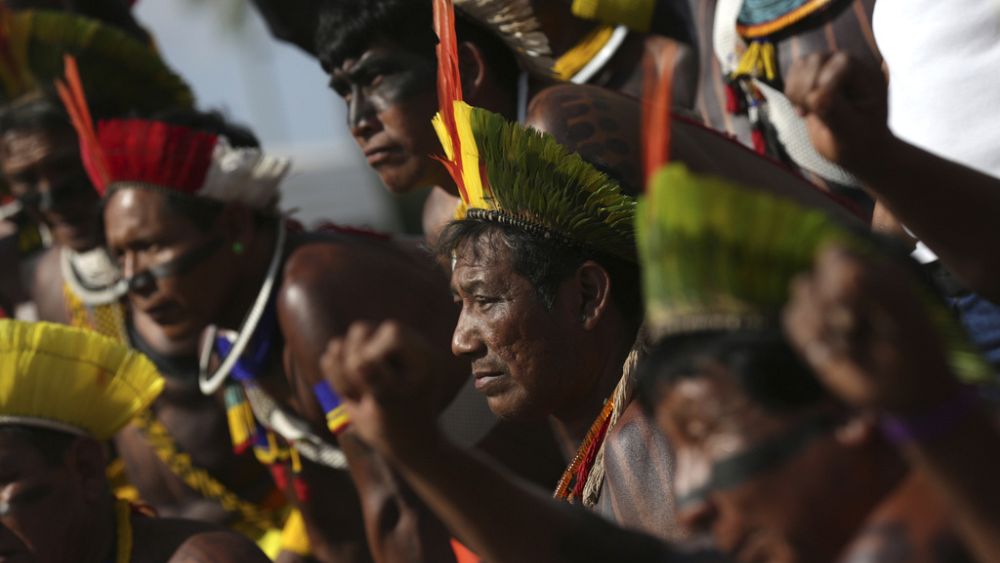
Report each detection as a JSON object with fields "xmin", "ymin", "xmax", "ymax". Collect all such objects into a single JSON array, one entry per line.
[
  {"xmin": 783, "ymin": 246, "xmax": 960, "ymax": 415},
  {"xmin": 784, "ymin": 52, "xmax": 892, "ymax": 177},
  {"xmin": 320, "ymin": 321, "xmax": 442, "ymax": 461}
]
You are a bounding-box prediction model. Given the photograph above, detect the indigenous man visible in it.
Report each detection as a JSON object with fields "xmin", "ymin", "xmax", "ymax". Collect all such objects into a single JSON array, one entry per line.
[
  {"xmin": 633, "ymin": 150, "xmax": 992, "ymax": 562},
  {"xmin": 322, "ymin": 4, "xmax": 679, "ymax": 545},
  {"xmin": 0, "ymin": 11, "xmax": 298, "ymax": 557},
  {"xmin": 0, "ymin": 319, "xmax": 271, "ymax": 562}
]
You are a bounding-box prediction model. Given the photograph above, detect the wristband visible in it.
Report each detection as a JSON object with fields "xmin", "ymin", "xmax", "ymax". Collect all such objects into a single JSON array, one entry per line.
[{"xmin": 880, "ymin": 386, "xmax": 979, "ymax": 446}]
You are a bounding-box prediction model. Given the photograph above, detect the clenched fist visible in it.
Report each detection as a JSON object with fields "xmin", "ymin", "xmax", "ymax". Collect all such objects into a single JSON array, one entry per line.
[
  {"xmin": 785, "ymin": 52, "xmax": 892, "ymax": 178},
  {"xmin": 783, "ymin": 246, "xmax": 960, "ymax": 415},
  {"xmin": 320, "ymin": 320, "xmax": 442, "ymax": 461}
]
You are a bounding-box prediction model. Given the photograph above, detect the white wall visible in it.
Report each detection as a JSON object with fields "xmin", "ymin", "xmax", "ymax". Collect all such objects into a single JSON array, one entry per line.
[{"xmin": 133, "ymin": 0, "xmax": 399, "ymax": 231}]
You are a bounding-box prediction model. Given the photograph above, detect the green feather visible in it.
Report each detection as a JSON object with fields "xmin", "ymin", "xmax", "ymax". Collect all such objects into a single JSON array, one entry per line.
[
  {"xmin": 467, "ymin": 106, "xmax": 637, "ymax": 262},
  {"xmin": 5, "ymin": 10, "xmax": 193, "ymax": 112}
]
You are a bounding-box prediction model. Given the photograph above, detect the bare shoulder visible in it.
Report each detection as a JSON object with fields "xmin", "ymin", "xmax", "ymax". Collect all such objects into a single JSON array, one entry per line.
[
  {"xmin": 278, "ymin": 233, "xmax": 451, "ymax": 332},
  {"xmin": 598, "ymin": 401, "xmax": 681, "ymax": 540},
  {"xmin": 168, "ymin": 530, "xmax": 272, "ymax": 563}
]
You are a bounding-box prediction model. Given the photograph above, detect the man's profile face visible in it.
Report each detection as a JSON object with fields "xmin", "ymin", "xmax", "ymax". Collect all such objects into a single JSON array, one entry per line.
[
  {"xmin": 653, "ymin": 364, "xmax": 846, "ymax": 563},
  {"xmin": 449, "ymin": 235, "xmax": 583, "ymax": 421},
  {"xmin": 0, "ymin": 128, "xmax": 102, "ymax": 252},
  {"xmin": 0, "ymin": 431, "xmax": 85, "ymax": 563},
  {"xmin": 103, "ymin": 189, "xmax": 236, "ymax": 343},
  {"xmin": 326, "ymin": 38, "xmax": 446, "ymax": 194}
]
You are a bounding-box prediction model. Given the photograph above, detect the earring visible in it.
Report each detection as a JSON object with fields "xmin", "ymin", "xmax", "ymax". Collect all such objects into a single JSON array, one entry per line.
[{"xmin": 232, "ymin": 242, "xmax": 245, "ymax": 255}]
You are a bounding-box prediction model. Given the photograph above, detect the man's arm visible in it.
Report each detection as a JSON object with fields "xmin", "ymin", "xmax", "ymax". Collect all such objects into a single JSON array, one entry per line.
[
  {"xmin": 784, "ymin": 245, "xmax": 1000, "ymax": 563},
  {"xmin": 321, "ymin": 320, "xmax": 716, "ymax": 563},
  {"xmin": 785, "ymin": 52, "xmax": 1000, "ymax": 301}
]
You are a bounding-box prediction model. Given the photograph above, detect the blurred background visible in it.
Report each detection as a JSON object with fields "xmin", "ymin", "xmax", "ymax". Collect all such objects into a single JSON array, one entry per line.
[{"xmin": 135, "ymin": 0, "xmax": 426, "ymax": 233}]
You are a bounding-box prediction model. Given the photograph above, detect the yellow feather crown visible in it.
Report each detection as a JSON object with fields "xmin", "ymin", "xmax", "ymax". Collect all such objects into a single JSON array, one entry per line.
[{"xmin": 0, "ymin": 320, "xmax": 163, "ymax": 440}]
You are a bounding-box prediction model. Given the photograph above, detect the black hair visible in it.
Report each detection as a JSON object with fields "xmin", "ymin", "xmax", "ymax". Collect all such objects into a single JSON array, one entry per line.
[
  {"xmin": 0, "ymin": 425, "xmax": 78, "ymax": 467},
  {"xmin": 436, "ymin": 216, "xmax": 643, "ymax": 328},
  {"xmin": 315, "ymin": 0, "xmax": 520, "ymax": 90},
  {"xmin": 636, "ymin": 328, "xmax": 833, "ymax": 416},
  {"xmin": 0, "ymin": 93, "xmax": 74, "ymax": 137}
]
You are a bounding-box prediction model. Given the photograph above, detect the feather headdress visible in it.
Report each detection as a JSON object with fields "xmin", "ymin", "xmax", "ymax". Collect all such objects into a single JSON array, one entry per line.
[
  {"xmin": 0, "ymin": 8, "xmax": 192, "ymax": 112},
  {"xmin": 432, "ymin": 0, "xmax": 636, "ymax": 262},
  {"xmin": 453, "ymin": 0, "xmax": 554, "ymax": 77},
  {"xmin": 636, "ymin": 62, "xmax": 992, "ymax": 384},
  {"xmin": 0, "ymin": 319, "xmax": 163, "ymax": 440},
  {"xmin": 56, "ymin": 57, "xmax": 289, "ymax": 209}
]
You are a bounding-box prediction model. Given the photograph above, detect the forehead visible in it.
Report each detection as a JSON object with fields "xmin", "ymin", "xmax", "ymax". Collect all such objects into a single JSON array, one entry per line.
[
  {"xmin": 103, "ymin": 189, "xmax": 199, "ymax": 243},
  {"xmin": 655, "ymin": 365, "xmax": 792, "ymax": 447},
  {"xmin": 0, "ymin": 128, "xmax": 78, "ymax": 170},
  {"xmin": 451, "ymin": 233, "xmax": 516, "ymax": 280},
  {"xmin": 333, "ymin": 39, "xmax": 432, "ymax": 74}
]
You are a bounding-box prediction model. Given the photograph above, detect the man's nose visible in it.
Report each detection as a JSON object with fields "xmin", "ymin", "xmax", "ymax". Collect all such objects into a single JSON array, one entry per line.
[
  {"xmin": 451, "ymin": 310, "xmax": 484, "ymax": 358},
  {"xmin": 348, "ymin": 91, "xmax": 378, "ymax": 140}
]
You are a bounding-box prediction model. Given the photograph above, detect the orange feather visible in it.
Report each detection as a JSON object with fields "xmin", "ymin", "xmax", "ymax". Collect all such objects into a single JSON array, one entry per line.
[
  {"xmin": 55, "ymin": 55, "xmax": 110, "ymax": 194},
  {"xmin": 643, "ymin": 53, "xmax": 673, "ymax": 186},
  {"xmin": 433, "ymin": 0, "xmax": 469, "ymax": 203}
]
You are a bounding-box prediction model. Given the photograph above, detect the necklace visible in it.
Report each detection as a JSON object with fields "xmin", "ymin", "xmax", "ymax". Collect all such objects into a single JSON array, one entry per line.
[
  {"xmin": 61, "ymin": 247, "xmax": 126, "ymax": 306},
  {"xmin": 199, "ymin": 218, "xmax": 287, "ymax": 395}
]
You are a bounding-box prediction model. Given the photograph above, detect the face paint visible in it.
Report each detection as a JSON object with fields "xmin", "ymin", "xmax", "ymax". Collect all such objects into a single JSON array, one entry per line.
[
  {"xmin": 676, "ymin": 414, "xmax": 839, "ymax": 507},
  {"xmin": 332, "ymin": 48, "xmax": 437, "ymax": 128},
  {"xmin": 122, "ymin": 236, "xmax": 225, "ymax": 294}
]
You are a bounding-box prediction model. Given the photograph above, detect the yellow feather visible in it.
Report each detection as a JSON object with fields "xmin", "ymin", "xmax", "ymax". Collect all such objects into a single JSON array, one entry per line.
[{"xmin": 0, "ymin": 320, "xmax": 163, "ymax": 440}]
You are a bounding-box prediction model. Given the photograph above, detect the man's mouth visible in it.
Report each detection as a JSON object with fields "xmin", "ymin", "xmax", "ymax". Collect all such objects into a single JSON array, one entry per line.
[
  {"xmin": 364, "ymin": 145, "xmax": 401, "ymax": 166},
  {"xmin": 472, "ymin": 370, "xmax": 506, "ymax": 394},
  {"xmin": 140, "ymin": 301, "xmax": 182, "ymax": 325}
]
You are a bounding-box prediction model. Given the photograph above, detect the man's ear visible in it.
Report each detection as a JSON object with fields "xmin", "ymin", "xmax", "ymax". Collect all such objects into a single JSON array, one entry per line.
[
  {"xmin": 67, "ymin": 438, "xmax": 107, "ymax": 504},
  {"xmin": 577, "ymin": 260, "xmax": 613, "ymax": 330},
  {"xmin": 458, "ymin": 41, "xmax": 490, "ymax": 102}
]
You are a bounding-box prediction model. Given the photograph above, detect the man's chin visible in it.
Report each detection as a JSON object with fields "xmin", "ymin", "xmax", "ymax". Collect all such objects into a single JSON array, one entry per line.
[{"xmin": 51, "ymin": 223, "xmax": 100, "ymax": 252}]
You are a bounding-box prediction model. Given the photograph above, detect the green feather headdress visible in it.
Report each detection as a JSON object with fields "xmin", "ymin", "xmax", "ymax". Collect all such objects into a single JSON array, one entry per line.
[
  {"xmin": 432, "ymin": 0, "xmax": 636, "ymax": 262},
  {"xmin": 0, "ymin": 9, "xmax": 194, "ymax": 112},
  {"xmin": 636, "ymin": 164, "xmax": 993, "ymax": 384}
]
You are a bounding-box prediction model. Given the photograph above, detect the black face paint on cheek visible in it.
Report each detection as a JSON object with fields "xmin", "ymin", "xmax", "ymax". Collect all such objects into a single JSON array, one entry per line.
[
  {"xmin": 0, "ymin": 483, "xmax": 55, "ymax": 516},
  {"xmin": 676, "ymin": 414, "xmax": 840, "ymax": 508}
]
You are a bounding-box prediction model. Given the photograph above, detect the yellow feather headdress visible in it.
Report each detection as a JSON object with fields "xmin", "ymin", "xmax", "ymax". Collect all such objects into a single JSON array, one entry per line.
[{"xmin": 0, "ymin": 320, "xmax": 164, "ymax": 440}]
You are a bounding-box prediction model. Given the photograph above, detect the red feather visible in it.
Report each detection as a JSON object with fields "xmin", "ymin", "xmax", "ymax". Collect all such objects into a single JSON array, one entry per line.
[
  {"xmin": 433, "ymin": 0, "xmax": 469, "ymax": 203},
  {"xmin": 96, "ymin": 119, "xmax": 217, "ymax": 195},
  {"xmin": 56, "ymin": 55, "xmax": 111, "ymax": 195},
  {"xmin": 642, "ymin": 54, "xmax": 674, "ymax": 187}
]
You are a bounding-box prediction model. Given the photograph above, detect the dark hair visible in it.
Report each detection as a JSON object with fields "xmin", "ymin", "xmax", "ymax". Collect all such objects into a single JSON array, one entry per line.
[
  {"xmin": 315, "ymin": 0, "xmax": 520, "ymax": 89},
  {"xmin": 0, "ymin": 425, "xmax": 78, "ymax": 467},
  {"xmin": 436, "ymin": 216, "xmax": 643, "ymax": 327},
  {"xmin": 0, "ymin": 93, "xmax": 74, "ymax": 137},
  {"xmin": 151, "ymin": 108, "xmax": 260, "ymax": 149},
  {"xmin": 636, "ymin": 328, "xmax": 833, "ymax": 416}
]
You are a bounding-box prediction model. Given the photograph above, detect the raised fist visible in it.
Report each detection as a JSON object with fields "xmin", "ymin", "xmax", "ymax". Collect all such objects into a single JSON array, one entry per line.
[
  {"xmin": 320, "ymin": 320, "xmax": 441, "ymax": 460},
  {"xmin": 783, "ymin": 246, "xmax": 960, "ymax": 415},
  {"xmin": 784, "ymin": 52, "xmax": 891, "ymax": 178}
]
